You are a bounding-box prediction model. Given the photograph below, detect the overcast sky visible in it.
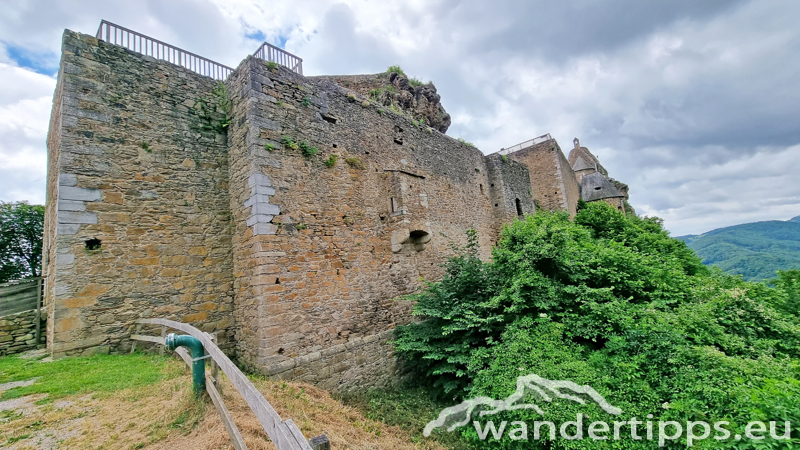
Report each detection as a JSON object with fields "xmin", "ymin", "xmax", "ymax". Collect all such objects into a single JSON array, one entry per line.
[{"xmin": 1, "ymin": 0, "xmax": 798, "ymax": 236}]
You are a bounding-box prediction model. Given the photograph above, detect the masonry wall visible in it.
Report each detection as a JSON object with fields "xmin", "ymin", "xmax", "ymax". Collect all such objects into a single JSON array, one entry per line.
[
  {"xmin": 506, "ymin": 139, "xmax": 579, "ymax": 217},
  {"xmin": 0, "ymin": 310, "xmax": 45, "ymax": 356},
  {"xmin": 555, "ymin": 144, "xmax": 581, "ymax": 218},
  {"xmin": 45, "ymin": 31, "xmax": 235, "ymax": 357},
  {"xmin": 486, "ymin": 154, "xmax": 535, "ymax": 238},
  {"xmin": 226, "ymin": 58, "xmax": 524, "ymax": 390}
]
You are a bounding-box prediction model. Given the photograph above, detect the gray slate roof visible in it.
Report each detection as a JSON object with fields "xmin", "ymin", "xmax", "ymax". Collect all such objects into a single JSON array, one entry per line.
[
  {"xmin": 581, "ymin": 172, "xmax": 626, "ymax": 202},
  {"xmin": 572, "ymin": 156, "xmax": 595, "ymax": 171}
]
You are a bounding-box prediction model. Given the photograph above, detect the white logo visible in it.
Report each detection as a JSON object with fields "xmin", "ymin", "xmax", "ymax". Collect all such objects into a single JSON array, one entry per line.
[{"xmin": 423, "ymin": 374, "xmax": 622, "ymax": 437}]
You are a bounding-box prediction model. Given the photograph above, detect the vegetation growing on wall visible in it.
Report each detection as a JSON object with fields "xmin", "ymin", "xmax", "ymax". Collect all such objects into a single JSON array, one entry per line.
[{"xmin": 395, "ymin": 202, "xmax": 800, "ymax": 448}]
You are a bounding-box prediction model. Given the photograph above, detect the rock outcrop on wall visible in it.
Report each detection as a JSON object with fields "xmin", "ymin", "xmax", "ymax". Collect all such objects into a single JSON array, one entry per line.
[{"xmin": 309, "ymin": 72, "xmax": 452, "ymax": 133}]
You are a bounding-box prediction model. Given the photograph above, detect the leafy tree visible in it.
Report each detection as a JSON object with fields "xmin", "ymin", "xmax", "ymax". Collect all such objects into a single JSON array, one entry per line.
[
  {"xmin": 774, "ymin": 269, "xmax": 800, "ymax": 316},
  {"xmin": 395, "ymin": 202, "xmax": 800, "ymax": 448},
  {"xmin": 0, "ymin": 201, "xmax": 44, "ymax": 283}
]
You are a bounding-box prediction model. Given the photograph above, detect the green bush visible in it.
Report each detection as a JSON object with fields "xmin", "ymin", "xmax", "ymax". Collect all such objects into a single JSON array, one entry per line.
[
  {"xmin": 395, "ymin": 202, "xmax": 800, "ymax": 449},
  {"xmin": 298, "ymin": 141, "xmax": 318, "ymax": 157},
  {"xmin": 387, "ymin": 65, "xmax": 407, "ymax": 77},
  {"xmin": 324, "ymin": 154, "xmax": 338, "ymax": 168}
]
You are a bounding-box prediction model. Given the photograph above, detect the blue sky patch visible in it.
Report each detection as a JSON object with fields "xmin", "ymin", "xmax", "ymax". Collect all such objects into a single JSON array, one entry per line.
[
  {"xmin": 4, "ymin": 43, "xmax": 58, "ymax": 76},
  {"xmin": 245, "ymin": 30, "xmax": 266, "ymax": 42}
]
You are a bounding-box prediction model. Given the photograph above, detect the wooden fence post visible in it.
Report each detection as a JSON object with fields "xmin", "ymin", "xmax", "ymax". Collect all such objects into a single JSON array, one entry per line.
[
  {"xmin": 35, "ymin": 277, "xmax": 42, "ymax": 346},
  {"xmin": 308, "ymin": 435, "xmax": 330, "ymax": 450}
]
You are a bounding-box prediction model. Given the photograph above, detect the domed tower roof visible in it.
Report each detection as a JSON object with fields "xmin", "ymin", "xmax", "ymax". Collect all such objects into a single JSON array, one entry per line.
[{"xmin": 581, "ymin": 172, "xmax": 625, "ymax": 202}]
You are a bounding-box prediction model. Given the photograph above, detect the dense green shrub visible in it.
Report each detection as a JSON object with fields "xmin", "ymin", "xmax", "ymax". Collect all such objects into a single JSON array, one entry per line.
[{"xmin": 395, "ymin": 202, "xmax": 800, "ymax": 449}]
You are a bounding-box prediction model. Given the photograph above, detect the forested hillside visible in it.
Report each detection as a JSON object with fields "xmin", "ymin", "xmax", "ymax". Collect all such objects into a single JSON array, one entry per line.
[{"xmin": 677, "ymin": 216, "xmax": 800, "ymax": 281}]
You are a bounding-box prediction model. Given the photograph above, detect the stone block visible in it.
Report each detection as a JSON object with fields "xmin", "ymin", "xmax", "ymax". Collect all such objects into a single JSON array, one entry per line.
[
  {"xmin": 59, "ymin": 186, "xmax": 102, "ymax": 202},
  {"xmin": 250, "ymin": 203, "xmax": 280, "ymax": 216},
  {"xmin": 57, "ymin": 224, "xmax": 81, "ymax": 235},
  {"xmin": 57, "ymin": 210, "xmax": 97, "ymax": 224},
  {"xmin": 58, "ymin": 173, "xmax": 78, "ymax": 187},
  {"xmin": 246, "ymin": 214, "xmax": 274, "ymax": 226},
  {"xmin": 250, "ymin": 184, "xmax": 277, "ymax": 196},
  {"xmin": 248, "ymin": 173, "xmax": 272, "ymax": 187},
  {"xmin": 57, "ymin": 200, "xmax": 86, "ymax": 211},
  {"xmin": 253, "ymin": 223, "xmax": 278, "ymax": 235},
  {"xmin": 244, "ymin": 193, "xmax": 275, "ymax": 206}
]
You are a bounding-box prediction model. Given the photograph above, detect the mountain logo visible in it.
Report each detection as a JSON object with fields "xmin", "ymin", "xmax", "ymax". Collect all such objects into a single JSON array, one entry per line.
[{"xmin": 423, "ymin": 374, "xmax": 622, "ymax": 437}]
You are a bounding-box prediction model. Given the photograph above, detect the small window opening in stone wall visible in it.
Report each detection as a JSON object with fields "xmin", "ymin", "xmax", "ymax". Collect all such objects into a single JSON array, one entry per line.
[
  {"xmin": 480, "ymin": 184, "xmax": 484, "ymax": 194},
  {"xmin": 278, "ymin": 347, "xmax": 285, "ymax": 355},
  {"xmin": 515, "ymin": 198, "xmax": 523, "ymax": 216},
  {"xmin": 594, "ymin": 186, "xmax": 601, "ymax": 191},
  {"xmin": 391, "ymin": 197, "xmax": 398, "ymax": 213},
  {"xmin": 401, "ymin": 230, "xmax": 431, "ymax": 253},
  {"xmin": 85, "ymin": 238, "xmax": 102, "ymax": 250}
]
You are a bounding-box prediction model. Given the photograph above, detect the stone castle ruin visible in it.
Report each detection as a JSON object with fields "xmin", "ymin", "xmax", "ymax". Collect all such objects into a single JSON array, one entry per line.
[{"xmin": 44, "ymin": 24, "xmax": 631, "ymax": 389}]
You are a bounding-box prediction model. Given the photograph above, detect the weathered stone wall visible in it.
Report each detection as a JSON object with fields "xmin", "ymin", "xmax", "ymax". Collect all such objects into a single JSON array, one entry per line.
[
  {"xmin": 555, "ymin": 144, "xmax": 581, "ymax": 218},
  {"xmin": 486, "ymin": 154, "xmax": 536, "ymax": 237},
  {"xmin": 45, "ymin": 30, "xmax": 235, "ymax": 357},
  {"xmin": 44, "ymin": 30, "xmax": 556, "ymax": 389},
  {"xmin": 0, "ymin": 310, "xmax": 45, "ymax": 356},
  {"xmin": 225, "ymin": 58, "xmax": 526, "ymax": 389},
  {"xmin": 505, "ymin": 138, "xmax": 577, "ymax": 216}
]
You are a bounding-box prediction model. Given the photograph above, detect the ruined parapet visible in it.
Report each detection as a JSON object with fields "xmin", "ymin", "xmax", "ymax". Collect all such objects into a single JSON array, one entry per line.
[{"xmin": 308, "ymin": 71, "xmax": 452, "ymax": 133}]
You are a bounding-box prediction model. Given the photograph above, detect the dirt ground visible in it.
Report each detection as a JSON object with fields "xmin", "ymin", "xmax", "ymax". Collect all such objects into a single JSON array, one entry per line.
[{"xmin": 0, "ymin": 355, "xmax": 446, "ymax": 450}]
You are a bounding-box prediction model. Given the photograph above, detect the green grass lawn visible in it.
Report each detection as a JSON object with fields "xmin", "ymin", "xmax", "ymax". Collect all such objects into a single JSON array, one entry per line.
[{"xmin": 0, "ymin": 353, "xmax": 184, "ymax": 401}]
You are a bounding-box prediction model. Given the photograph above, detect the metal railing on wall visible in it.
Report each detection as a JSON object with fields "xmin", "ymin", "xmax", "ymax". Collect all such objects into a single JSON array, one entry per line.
[
  {"xmin": 496, "ymin": 133, "xmax": 553, "ymax": 156},
  {"xmin": 253, "ymin": 42, "xmax": 303, "ymax": 75},
  {"xmin": 96, "ymin": 20, "xmax": 233, "ymax": 80}
]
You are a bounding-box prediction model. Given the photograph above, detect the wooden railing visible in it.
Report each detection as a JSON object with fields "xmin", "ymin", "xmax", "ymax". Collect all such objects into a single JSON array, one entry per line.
[
  {"xmin": 253, "ymin": 42, "xmax": 303, "ymax": 75},
  {"xmin": 96, "ymin": 20, "xmax": 233, "ymax": 80},
  {"xmin": 0, "ymin": 277, "xmax": 42, "ymax": 318},
  {"xmin": 496, "ymin": 133, "xmax": 553, "ymax": 155},
  {"xmin": 131, "ymin": 318, "xmax": 329, "ymax": 450}
]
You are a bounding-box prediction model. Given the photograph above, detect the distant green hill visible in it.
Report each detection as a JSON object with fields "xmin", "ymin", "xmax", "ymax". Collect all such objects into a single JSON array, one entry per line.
[{"xmin": 676, "ymin": 216, "xmax": 800, "ymax": 281}]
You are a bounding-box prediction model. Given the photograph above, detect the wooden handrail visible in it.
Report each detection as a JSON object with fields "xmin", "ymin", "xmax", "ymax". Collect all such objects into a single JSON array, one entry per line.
[{"xmin": 132, "ymin": 318, "xmax": 324, "ymax": 450}]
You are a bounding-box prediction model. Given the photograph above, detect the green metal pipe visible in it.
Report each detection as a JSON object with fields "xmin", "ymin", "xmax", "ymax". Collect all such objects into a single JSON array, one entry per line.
[{"xmin": 165, "ymin": 333, "xmax": 206, "ymax": 394}]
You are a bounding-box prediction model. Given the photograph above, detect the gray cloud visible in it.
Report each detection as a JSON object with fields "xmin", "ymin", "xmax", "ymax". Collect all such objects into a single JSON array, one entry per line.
[{"xmin": 0, "ymin": 0, "xmax": 797, "ymax": 236}]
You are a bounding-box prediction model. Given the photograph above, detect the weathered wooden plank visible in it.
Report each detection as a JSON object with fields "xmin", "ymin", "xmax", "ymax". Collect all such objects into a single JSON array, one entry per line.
[
  {"xmin": 0, "ymin": 283, "xmax": 39, "ymax": 297},
  {"xmin": 174, "ymin": 346, "xmax": 193, "ymax": 369},
  {"xmin": 0, "ymin": 277, "xmax": 39, "ymax": 288},
  {"xmin": 207, "ymin": 375, "xmax": 248, "ymax": 450},
  {"xmin": 308, "ymin": 434, "xmax": 330, "ymax": 450},
  {"xmin": 283, "ymin": 420, "xmax": 315, "ymax": 450},
  {"xmin": 0, "ymin": 292, "xmax": 39, "ymax": 305},
  {"xmin": 0, "ymin": 298, "xmax": 38, "ymax": 309},
  {"xmin": 130, "ymin": 324, "xmax": 144, "ymax": 354},
  {"xmin": 130, "ymin": 334, "xmax": 164, "ymax": 345},
  {"xmin": 135, "ymin": 318, "xmax": 312, "ymax": 450}
]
